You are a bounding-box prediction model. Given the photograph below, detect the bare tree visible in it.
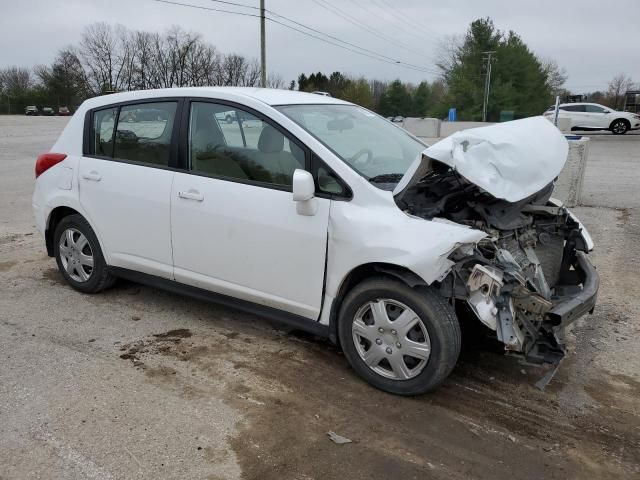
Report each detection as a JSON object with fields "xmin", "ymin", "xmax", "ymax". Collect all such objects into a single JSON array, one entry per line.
[
  {"xmin": 540, "ymin": 58, "xmax": 568, "ymax": 97},
  {"xmin": 242, "ymin": 59, "xmax": 261, "ymax": 87},
  {"xmin": 435, "ymin": 34, "xmax": 462, "ymax": 77},
  {"xmin": 0, "ymin": 66, "xmax": 32, "ymax": 94},
  {"xmin": 266, "ymin": 73, "xmax": 285, "ymax": 89},
  {"xmin": 606, "ymin": 73, "xmax": 634, "ymax": 110}
]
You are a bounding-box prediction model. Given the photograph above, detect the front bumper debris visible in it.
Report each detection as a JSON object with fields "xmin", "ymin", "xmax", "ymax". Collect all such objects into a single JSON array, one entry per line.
[{"xmin": 546, "ymin": 252, "xmax": 599, "ymax": 328}]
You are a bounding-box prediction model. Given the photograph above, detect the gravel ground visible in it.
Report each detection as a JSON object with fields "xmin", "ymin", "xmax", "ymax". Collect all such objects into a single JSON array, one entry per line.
[{"xmin": 1, "ymin": 115, "xmax": 639, "ymax": 479}]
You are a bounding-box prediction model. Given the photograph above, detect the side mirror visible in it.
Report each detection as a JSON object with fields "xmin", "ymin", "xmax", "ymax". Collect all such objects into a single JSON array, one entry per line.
[{"xmin": 292, "ymin": 169, "xmax": 318, "ymax": 216}]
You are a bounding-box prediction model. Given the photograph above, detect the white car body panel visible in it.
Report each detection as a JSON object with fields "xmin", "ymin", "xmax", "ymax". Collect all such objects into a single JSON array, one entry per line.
[
  {"xmin": 78, "ymin": 157, "xmax": 175, "ymax": 279},
  {"xmin": 319, "ymin": 193, "xmax": 487, "ymax": 325},
  {"xmin": 395, "ymin": 117, "xmax": 569, "ymax": 203},
  {"xmin": 171, "ymin": 172, "xmax": 330, "ymax": 319}
]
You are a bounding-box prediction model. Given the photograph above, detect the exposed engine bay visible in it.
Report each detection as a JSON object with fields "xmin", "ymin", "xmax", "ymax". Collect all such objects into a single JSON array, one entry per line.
[{"xmin": 396, "ymin": 159, "xmax": 598, "ymax": 369}]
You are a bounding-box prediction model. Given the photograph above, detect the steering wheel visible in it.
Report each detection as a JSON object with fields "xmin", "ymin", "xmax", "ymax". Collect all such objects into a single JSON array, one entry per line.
[{"xmin": 350, "ymin": 148, "xmax": 373, "ymax": 165}]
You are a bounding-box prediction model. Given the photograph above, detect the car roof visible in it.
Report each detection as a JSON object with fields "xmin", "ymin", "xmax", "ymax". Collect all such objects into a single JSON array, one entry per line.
[
  {"xmin": 558, "ymin": 102, "xmax": 606, "ymax": 107},
  {"xmin": 81, "ymin": 87, "xmax": 352, "ymax": 110}
]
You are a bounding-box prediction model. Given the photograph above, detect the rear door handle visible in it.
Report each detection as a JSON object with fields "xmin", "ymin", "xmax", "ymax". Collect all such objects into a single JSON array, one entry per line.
[
  {"xmin": 82, "ymin": 171, "xmax": 102, "ymax": 182},
  {"xmin": 178, "ymin": 189, "xmax": 204, "ymax": 202}
]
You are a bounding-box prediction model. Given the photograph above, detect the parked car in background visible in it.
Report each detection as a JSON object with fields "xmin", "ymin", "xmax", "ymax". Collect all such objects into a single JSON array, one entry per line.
[
  {"xmin": 32, "ymin": 88, "xmax": 598, "ymax": 395},
  {"xmin": 391, "ymin": 116, "xmax": 404, "ymax": 123},
  {"xmin": 544, "ymin": 102, "xmax": 640, "ymax": 134},
  {"xmin": 312, "ymin": 91, "xmax": 331, "ymax": 97},
  {"xmin": 25, "ymin": 106, "xmax": 39, "ymax": 116},
  {"xmin": 58, "ymin": 106, "xmax": 71, "ymax": 116},
  {"xmin": 215, "ymin": 110, "xmax": 237, "ymax": 123},
  {"xmin": 41, "ymin": 107, "xmax": 55, "ymax": 116}
]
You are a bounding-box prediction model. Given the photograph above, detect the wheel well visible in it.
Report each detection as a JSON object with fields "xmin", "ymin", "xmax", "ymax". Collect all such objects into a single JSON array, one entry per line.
[
  {"xmin": 328, "ymin": 263, "xmax": 427, "ymax": 346},
  {"xmin": 610, "ymin": 118, "xmax": 630, "ymax": 129},
  {"xmin": 45, "ymin": 206, "xmax": 80, "ymax": 256}
]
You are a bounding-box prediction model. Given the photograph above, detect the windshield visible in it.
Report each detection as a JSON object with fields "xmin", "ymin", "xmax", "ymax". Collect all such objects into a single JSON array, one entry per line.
[{"xmin": 276, "ymin": 104, "xmax": 424, "ymax": 184}]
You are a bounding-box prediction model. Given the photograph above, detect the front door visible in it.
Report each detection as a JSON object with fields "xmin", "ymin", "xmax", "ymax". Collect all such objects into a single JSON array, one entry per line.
[
  {"xmin": 79, "ymin": 101, "xmax": 179, "ymax": 279},
  {"xmin": 171, "ymin": 101, "xmax": 330, "ymax": 319}
]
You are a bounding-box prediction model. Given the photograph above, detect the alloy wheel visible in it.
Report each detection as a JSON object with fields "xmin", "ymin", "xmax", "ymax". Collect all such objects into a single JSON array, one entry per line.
[
  {"xmin": 352, "ymin": 299, "xmax": 431, "ymax": 380},
  {"xmin": 612, "ymin": 121, "xmax": 627, "ymax": 134},
  {"xmin": 58, "ymin": 228, "xmax": 94, "ymax": 282}
]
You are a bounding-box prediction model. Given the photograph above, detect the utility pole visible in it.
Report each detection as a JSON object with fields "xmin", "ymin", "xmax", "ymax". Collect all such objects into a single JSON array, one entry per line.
[
  {"xmin": 260, "ymin": 0, "xmax": 266, "ymax": 88},
  {"xmin": 482, "ymin": 51, "xmax": 495, "ymax": 122}
]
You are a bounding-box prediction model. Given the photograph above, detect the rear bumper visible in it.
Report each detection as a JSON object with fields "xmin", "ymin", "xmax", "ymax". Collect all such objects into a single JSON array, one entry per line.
[{"xmin": 547, "ymin": 252, "xmax": 599, "ymax": 327}]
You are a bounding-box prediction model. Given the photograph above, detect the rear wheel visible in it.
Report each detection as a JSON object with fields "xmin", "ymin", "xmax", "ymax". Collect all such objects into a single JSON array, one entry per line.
[
  {"xmin": 338, "ymin": 277, "xmax": 460, "ymax": 395},
  {"xmin": 610, "ymin": 119, "xmax": 629, "ymax": 135},
  {"xmin": 53, "ymin": 214, "xmax": 115, "ymax": 293}
]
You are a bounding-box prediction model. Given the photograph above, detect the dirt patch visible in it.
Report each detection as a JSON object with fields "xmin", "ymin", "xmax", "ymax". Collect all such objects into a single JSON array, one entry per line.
[
  {"xmin": 145, "ymin": 365, "xmax": 177, "ymax": 378},
  {"xmin": 153, "ymin": 328, "xmax": 193, "ymax": 339},
  {"xmin": 41, "ymin": 267, "xmax": 64, "ymax": 284},
  {"xmin": 0, "ymin": 233, "xmax": 32, "ymax": 246},
  {"xmin": 616, "ymin": 208, "xmax": 632, "ymax": 225},
  {"xmin": 117, "ymin": 326, "xmax": 640, "ymax": 480},
  {"xmin": 0, "ymin": 260, "xmax": 17, "ymax": 271}
]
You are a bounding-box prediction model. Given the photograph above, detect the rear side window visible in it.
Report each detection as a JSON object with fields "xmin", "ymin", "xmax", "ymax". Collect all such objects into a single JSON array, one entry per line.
[
  {"xmin": 585, "ymin": 105, "xmax": 606, "ymax": 113},
  {"xmin": 561, "ymin": 105, "xmax": 586, "ymax": 112},
  {"xmin": 93, "ymin": 108, "xmax": 117, "ymax": 157},
  {"xmin": 113, "ymin": 102, "xmax": 177, "ymax": 166}
]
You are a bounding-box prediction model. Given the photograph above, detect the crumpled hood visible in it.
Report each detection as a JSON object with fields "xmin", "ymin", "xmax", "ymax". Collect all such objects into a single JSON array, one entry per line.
[{"xmin": 394, "ymin": 116, "xmax": 569, "ymax": 203}]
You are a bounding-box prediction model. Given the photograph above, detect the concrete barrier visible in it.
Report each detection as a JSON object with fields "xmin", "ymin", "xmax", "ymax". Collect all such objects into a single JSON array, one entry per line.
[
  {"xmin": 440, "ymin": 121, "xmax": 494, "ymax": 137},
  {"xmin": 401, "ymin": 117, "xmax": 441, "ymax": 138},
  {"xmin": 544, "ymin": 116, "xmax": 572, "ymax": 133},
  {"xmin": 553, "ymin": 136, "xmax": 590, "ymax": 207}
]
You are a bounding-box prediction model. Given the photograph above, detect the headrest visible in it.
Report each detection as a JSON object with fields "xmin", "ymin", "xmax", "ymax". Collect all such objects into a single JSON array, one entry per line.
[{"xmin": 258, "ymin": 124, "xmax": 284, "ymax": 153}]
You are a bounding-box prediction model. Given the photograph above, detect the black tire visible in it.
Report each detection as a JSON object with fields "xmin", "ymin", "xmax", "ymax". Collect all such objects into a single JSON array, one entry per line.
[
  {"xmin": 225, "ymin": 114, "xmax": 232, "ymax": 123},
  {"xmin": 338, "ymin": 277, "xmax": 461, "ymax": 395},
  {"xmin": 610, "ymin": 119, "xmax": 629, "ymax": 135},
  {"xmin": 53, "ymin": 214, "xmax": 116, "ymax": 293}
]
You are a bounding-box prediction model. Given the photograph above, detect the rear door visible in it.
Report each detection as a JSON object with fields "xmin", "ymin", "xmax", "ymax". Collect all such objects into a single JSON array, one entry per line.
[
  {"xmin": 170, "ymin": 100, "xmax": 330, "ymax": 319},
  {"xmin": 79, "ymin": 100, "xmax": 180, "ymax": 279}
]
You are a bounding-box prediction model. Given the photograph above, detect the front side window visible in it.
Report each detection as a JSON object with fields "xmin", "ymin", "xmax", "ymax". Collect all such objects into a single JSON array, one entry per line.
[
  {"xmin": 277, "ymin": 104, "xmax": 424, "ymax": 187},
  {"xmin": 188, "ymin": 102, "xmax": 305, "ymax": 186},
  {"xmin": 112, "ymin": 102, "xmax": 177, "ymax": 166},
  {"xmin": 93, "ymin": 107, "xmax": 117, "ymax": 157}
]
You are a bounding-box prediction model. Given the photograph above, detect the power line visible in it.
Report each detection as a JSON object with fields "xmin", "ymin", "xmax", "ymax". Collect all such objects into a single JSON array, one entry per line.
[
  {"xmin": 361, "ymin": 0, "xmax": 441, "ymax": 44},
  {"xmin": 206, "ymin": 0, "xmax": 437, "ymax": 68},
  {"xmin": 150, "ymin": 0, "xmax": 439, "ymax": 74},
  {"xmin": 207, "ymin": 0, "xmax": 440, "ymax": 73},
  {"xmin": 373, "ymin": 0, "xmax": 438, "ymax": 39},
  {"xmin": 310, "ymin": 0, "xmax": 436, "ymax": 63},
  {"xmin": 206, "ymin": 0, "xmax": 434, "ymax": 71}
]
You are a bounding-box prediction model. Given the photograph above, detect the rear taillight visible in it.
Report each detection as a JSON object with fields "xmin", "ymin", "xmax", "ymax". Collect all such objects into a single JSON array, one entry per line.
[{"xmin": 35, "ymin": 153, "xmax": 67, "ymax": 178}]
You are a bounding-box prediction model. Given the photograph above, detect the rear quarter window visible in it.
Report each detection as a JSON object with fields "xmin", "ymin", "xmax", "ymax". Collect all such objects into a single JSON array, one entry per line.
[{"xmin": 93, "ymin": 108, "xmax": 118, "ymax": 157}]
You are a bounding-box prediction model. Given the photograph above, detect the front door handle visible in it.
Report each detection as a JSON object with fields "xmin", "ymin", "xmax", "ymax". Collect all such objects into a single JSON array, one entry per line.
[
  {"xmin": 82, "ymin": 171, "xmax": 102, "ymax": 182},
  {"xmin": 178, "ymin": 189, "xmax": 204, "ymax": 202}
]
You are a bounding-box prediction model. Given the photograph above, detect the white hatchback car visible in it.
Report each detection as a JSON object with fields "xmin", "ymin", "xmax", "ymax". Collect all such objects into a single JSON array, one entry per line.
[
  {"xmin": 544, "ymin": 102, "xmax": 640, "ymax": 134},
  {"xmin": 33, "ymin": 88, "xmax": 598, "ymax": 394}
]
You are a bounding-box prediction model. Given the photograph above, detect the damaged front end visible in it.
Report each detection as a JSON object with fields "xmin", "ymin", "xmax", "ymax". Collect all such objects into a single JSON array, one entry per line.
[{"xmin": 397, "ymin": 160, "xmax": 599, "ymax": 368}]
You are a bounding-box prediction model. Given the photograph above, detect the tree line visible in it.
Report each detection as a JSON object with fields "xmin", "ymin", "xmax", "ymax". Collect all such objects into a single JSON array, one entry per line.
[
  {"xmin": 0, "ymin": 22, "xmax": 284, "ymax": 114},
  {"xmin": 1, "ymin": 18, "xmax": 636, "ymax": 119}
]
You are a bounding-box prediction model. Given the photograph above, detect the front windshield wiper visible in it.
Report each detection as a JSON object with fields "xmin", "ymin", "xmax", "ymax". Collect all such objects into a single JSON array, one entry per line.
[{"xmin": 368, "ymin": 173, "xmax": 404, "ymax": 184}]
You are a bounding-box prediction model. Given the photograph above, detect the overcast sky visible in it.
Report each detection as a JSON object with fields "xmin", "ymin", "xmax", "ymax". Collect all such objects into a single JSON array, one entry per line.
[{"xmin": 1, "ymin": 0, "xmax": 638, "ymax": 92}]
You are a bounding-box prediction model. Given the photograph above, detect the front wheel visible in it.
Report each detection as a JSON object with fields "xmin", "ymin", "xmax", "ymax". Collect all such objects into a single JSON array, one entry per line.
[
  {"xmin": 53, "ymin": 214, "xmax": 116, "ymax": 293},
  {"xmin": 338, "ymin": 277, "xmax": 461, "ymax": 395},
  {"xmin": 610, "ymin": 119, "xmax": 629, "ymax": 135}
]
